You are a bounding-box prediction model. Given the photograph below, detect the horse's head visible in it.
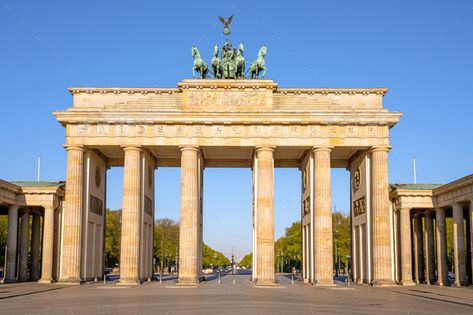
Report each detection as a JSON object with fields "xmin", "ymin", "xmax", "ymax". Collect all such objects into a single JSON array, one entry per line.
[
  {"xmin": 238, "ymin": 42, "xmax": 244, "ymax": 53},
  {"xmin": 192, "ymin": 46, "xmax": 199, "ymax": 58},
  {"xmin": 213, "ymin": 44, "xmax": 219, "ymax": 56},
  {"xmin": 259, "ymin": 45, "xmax": 267, "ymax": 57}
]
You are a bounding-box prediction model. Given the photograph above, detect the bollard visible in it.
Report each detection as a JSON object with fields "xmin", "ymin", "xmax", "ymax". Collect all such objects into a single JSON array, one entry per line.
[
  {"xmin": 103, "ymin": 274, "xmax": 106, "ymax": 284},
  {"xmin": 159, "ymin": 275, "xmax": 162, "ymax": 284},
  {"xmin": 218, "ymin": 272, "xmax": 221, "ymax": 284},
  {"xmin": 233, "ymin": 275, "xmax": 236, "ymax": 284},
  {"xmin": 291, "ymin": 274, "xmax": 294, "ymax": 285}
]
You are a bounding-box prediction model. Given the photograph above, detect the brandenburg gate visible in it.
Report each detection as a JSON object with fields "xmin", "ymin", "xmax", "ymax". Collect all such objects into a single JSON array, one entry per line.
[
  {"xmin": 51, "ymin": 16, "xmax": 402, "ymax": 286},
  {"xmin": 53, "ymin": 77, "xmax": 401, "ymax": 285}
]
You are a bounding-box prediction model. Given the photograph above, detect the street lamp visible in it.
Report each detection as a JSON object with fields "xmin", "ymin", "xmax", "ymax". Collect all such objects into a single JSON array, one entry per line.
[{"xmin": 280, "ymin": 251, "xmax": 284, "ymax": 273}]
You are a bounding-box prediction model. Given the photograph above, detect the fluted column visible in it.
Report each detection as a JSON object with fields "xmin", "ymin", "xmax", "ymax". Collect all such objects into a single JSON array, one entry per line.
[
  {"xmin": 39, "ymin": 205, "xmax": 55, "ymax": 283},
  {"xmin": 178, "ymin": 146, "xmax": 201, "ymax": 285},
  {"xmin": 5, "ymin": 205, "xmax": 18, "ymax": 282},
  {"xmin": 370, "ymin": 146, "xmax": 394, "ymax": 284},
  {"xmin": 30, "ymin": 215, "xmax": 41, "ymax": 280},
  {"xmin": 435, "ymin": 208, "xmax": 448, "ymax": 285},
  {"xmin": 424, "ymin": 211, "xmax": 435, "ymax": 284},
  {"xmin": 452, "ymin": 203, "xmax": 467, "ymax": 286},
  {"xmin": 413, "ymin": 214, "xmax": 424, "ymax": 283},
  {"xmin": 400, "ymin": 208, "xmax": 415, "ymax": 285},
  {"xmin": 254, "ymin": 146, "xmax": 275, "ymax": 285},
  {"xmin": 470, "ymin": 200, "xmax": 473, "ymax": 285},
  {"xmin": 312, "ymin": 147, "xmax": 333, "ymax": 285},
  {"xmin": 18, "ymin": 211, "xmax": 30, "ymax": 281},
  {"xmin": 119, "ymin": 146, "xmax": 142, "ymax": 285},
  {"xmin": 59, "ymin": 145, "xmax": 85, "ymax": 283}
]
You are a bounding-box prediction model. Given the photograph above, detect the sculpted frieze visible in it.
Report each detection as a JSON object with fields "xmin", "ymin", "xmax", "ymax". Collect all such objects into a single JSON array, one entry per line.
[
  {"xmin": 186, "ymin": 91, "xmax": 267, "ymax": 107},
  {"xmin": 69, "ymin": 123, "xmax": 388, "ymax": 141}
]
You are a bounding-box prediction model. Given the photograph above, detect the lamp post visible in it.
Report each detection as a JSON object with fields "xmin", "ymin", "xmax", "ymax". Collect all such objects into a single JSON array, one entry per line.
[{"xmin": 280, "ymin": 251, "xmax": 284, "ymax": 273}]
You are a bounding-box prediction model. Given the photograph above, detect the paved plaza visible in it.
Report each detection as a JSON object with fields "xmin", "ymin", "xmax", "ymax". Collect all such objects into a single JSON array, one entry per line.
[{"xmin": 1, "ymin": 273, "xmax": 472, "ymax": 314}]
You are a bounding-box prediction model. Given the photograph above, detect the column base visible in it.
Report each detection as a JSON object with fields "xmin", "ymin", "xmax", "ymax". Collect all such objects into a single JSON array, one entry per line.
[
  {"xmin": 58, "ymin": 277, "xmax": 82, "ymax": 285},
  {"xmin": 17, "ymin": 276, "xmax": 29, "ymax": 282},
  {"xmin": 454, "ymin": 281, "xmax": 469, "ymax": 287},
  {"xmin": 400, "ymin": 280, "xmax": 416, "ymax": 286},
  {"xmin": 176, "ymin": 277, "xmax": 199, "ymax": 286},
  {"xmin": 117, "ymin": 278, "xmax": 141, "ymax": 286},
  {"xmin": 315, "ymin": 278, "xmax": 335, "ymax": 287},
  {"xmin": 38, "ymin": 279, "xmax": 54, "ymax": 284},
  {"xmin": 254, "ymin": 278, "xmax": 276, "ymax": 286},
  {"xmin": 436, "ymin": 281, "xmax": 449, "ymax": 286}
]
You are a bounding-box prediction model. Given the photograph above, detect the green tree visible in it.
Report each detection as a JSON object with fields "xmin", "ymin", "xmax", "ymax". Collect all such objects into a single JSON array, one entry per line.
[
  {"xmin": 202, "ymin": 243, "xmax": 231, "ymax": 268},
  {"xmin": 104, "ymin": 208, "xmax": 121, "ymax": 268},
  {"xmin": 274, "ymin": 221, "xmax": 302, "ymax": 272},
  {"xmin": 0, "ymin": 216, "xmax": 8, "ymax": 268},
  {"xmin": 154, "ymin": 218, "xmax": 180, "ymax": 272},
  {"xmin": 333, "ymin": 211, "xmax": 351, "ymax": 273},
  {"xmin": 239, "ymin": 252, "xmax": 252, "ymax": 268}
]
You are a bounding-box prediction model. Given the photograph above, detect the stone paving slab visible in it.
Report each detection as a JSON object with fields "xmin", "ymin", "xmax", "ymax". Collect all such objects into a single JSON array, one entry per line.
[{"xmin": 0, "ymin": 275, "xmax": 472, "ymax": 314}]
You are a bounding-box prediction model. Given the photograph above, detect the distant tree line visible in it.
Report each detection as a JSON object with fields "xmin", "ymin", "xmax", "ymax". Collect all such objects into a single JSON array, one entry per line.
[{"xmin": 104, "ymin": 209, "xmax": 229, "ymax": 271}]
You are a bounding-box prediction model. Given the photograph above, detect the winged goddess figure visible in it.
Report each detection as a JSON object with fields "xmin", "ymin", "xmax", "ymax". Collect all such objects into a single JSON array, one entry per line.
[{"xmin": 219, "ymin": 15, "xmax": 234, "ymax": 39}]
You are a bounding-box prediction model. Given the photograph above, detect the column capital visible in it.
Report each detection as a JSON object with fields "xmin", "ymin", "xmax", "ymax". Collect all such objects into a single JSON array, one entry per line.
[
  {"xmin": 400, "ymin": 207, "xmax": 411, "ymax": 213},
  {"xmin": 370, "ymin": 146, "xmax": 392, "ymax": 153},
  {"xmin": 311, "ymin": 146, "xmax": 333, "ymax": 153},
  {"xmin": 63, "ymin": 145, "xmax": 85, "ymax": 152},
  {"xmin": 122, "ymin": 145, "xmax": 142, "ymax": 152},
  {"xmin": 9, "ymin": 204, "xmax": 19, "ymax": 211},
  {"xmin": 179, "ymin": 145, "xmax": 200, "ymax": 153},
  {"xmin": 255, "ymin": 145, "xmax": 276, "ymax": 152}
]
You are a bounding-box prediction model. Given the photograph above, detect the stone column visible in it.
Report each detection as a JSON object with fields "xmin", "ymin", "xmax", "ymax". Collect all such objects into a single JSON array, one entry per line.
[
  {"xmin": 59, "ymin": 145, "xmax": 85, "ymax": 283},
  {"xmin": 312, "ymin": 147, "xmax": 333, "ymax": 285},
  {"xmin": 400, "ymin": 208, "xmax": 415, "ymax": 285},
  {"xmin": 178, "ymin": 146, "xmax": 201, "ymax": 285},
  {"xmin": 119, "ymin": 146, "xmax": 142, "ymax": 285},
  {"xmin": 470, "ymin": 200, "xmax": 473, "ymax": 285},
  {"xmin": 370, "ymin": 146, "xmax": 394, "ymax": 285},
  {"xmin": 18, "ymin": 211, "xmax": 30, "ymax": 281},
  {"xmin": 452, "ymin": 203, "xmax": 467, "ymax": 286},
  {"xmin": 39, "ymin": 205, "xmax": 55, "ymax": 283},
  {"xmin": 254, "ymin": 146, "xmax": 275, "ymax": 285},
  {"xmin": 30, "ymin": 215, "xmax": 41, "ymax": 280},
  {"xmin": 435, "ymin": 208, "xmax": 448, "ymax": 285},
  {"xmin": 413, "ymin": 214, "xmax": 424, "ymax": 283},
  {"xmin": 424, "ymin": 211, "xmax": 435, "ymax": 284},
  {"xmin": 5, "ymin": 205, "xmax": 19, "ymax": 282}
]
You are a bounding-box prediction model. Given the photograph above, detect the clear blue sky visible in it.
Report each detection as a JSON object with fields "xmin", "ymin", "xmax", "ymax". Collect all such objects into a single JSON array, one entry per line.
[{"xmin": 1, "ymin": 1, "xmax": 472, "ymax": 260}]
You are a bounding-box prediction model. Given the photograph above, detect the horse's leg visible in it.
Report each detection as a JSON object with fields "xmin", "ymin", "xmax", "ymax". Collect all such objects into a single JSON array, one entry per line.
[
  {"xmin": 193, "ymin": 67, "xmax": 196, "ymax": 78},
  {"xmin": 262, "ymin": 66, "xmax": 266, "ymax": 78}
]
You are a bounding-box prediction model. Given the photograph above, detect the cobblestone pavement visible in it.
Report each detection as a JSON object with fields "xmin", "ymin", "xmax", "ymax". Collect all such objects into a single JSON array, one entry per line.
[{"xmin": 0, "ymin": 274, "xmax": 472, "ymax": 314}]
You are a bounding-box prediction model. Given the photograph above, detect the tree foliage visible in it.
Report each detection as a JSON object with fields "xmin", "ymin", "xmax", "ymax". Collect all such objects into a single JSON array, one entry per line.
[
  {"xmin": 202, "ymin": 243, "xmax": 230, "ymax": 268},
  {"xmin": 239, "ymin": 252, "xmax": 252, "ymax": 268},
  {"xmin": 333, "ymin": 211, "xmax": 351, "ymax": 272},
  {"xmin": 104, "ymin": 208, "xmax": 121, "ymax": 268},
  {"xmin": 274, "ymin": 221, "xmax": 302, "ymax": 272},
  {"xmin": 239, "ymin": 211, "xmax": 352, "ymax": 273},
  {"xmin": 0, "ymin": 216, "xmax": 7, "ymax": 266},
  {"xmin": 154, "ymin": 218, "xmax": 179, "ymax": 270}
]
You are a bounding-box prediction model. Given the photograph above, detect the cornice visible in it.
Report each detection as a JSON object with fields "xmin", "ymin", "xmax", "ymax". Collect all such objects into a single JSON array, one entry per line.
[
  {"xmin": 433, "ymin": 174, "xmax": 473, "ymax": 196},
  {"xmin": 68, "ymin": 87, "xmax": 179, "ymax": 95},
  {"xmin": 53, "ymin": 111, "xmax": 402, "ymax": 127},
  {"xmin": 276, "ymin": 88, "xmax": 388, "ymax": 96},
  {"xmin": 68, "ymin": 86, "xmax": 388, "ymax": 96}
]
